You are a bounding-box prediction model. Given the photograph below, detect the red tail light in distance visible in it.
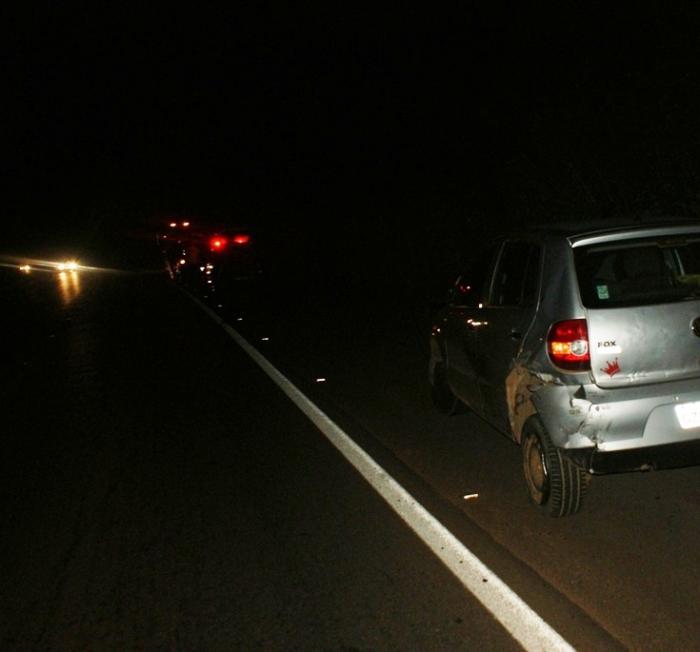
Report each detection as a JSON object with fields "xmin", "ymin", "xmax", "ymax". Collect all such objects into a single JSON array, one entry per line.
[
  {"xmin": 209, "ymin": 236, "xmax": 227, "ymax": 251},
  {"xmin": 547, "ymin": 319, "xmax": 590, "ymax": 371},
  {"xmin": 232, "ymin": 234, "xmax": 250, "ymax": 245}
]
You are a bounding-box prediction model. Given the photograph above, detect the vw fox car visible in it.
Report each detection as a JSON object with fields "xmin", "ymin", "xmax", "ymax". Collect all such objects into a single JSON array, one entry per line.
[{"xmin": 429, "ymin": 220, "xmax": 700, "ymax": 516}]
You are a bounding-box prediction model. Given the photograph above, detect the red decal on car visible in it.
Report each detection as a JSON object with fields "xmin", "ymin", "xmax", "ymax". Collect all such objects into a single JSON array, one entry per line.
[{"xmin": 601, "ymin": 358, "xmax": 620, "ymax": 377}]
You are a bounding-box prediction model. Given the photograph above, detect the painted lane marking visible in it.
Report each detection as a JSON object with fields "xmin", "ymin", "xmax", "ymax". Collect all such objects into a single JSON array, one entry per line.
[{"xmin": 191, "ymin": 297, "xmax": 574, "ymax": 652}]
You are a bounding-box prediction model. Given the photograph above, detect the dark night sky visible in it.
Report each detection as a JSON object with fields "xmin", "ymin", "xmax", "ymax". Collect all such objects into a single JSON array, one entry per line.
[{"xmin": 6, "ymin": 4, "xmax": 700, "ymax": 280}]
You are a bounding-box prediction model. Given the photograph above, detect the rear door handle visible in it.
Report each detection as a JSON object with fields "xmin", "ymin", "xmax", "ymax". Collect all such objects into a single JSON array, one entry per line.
[{"xmin": 510, "ymin": 330, "xmax": 523, "ymax": 341}]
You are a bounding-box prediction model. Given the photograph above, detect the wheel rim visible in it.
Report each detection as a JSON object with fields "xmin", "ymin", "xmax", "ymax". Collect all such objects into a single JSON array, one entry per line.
[{"xmin": 524, "ymin": 433, "xmax": 549, "ymax": 504}]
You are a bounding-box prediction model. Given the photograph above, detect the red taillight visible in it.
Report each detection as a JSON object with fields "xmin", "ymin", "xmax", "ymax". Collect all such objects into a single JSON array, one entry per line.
[
  {"xmin": 232, "ymin": 234, "xmax": 250, "ymax": 245},
  {"xmin": 547, "ymin": 319, "xmax": 590, "ymax": 371},
  {"xmin": 209, "ymin": 236, "xmax": 227, "ymax": 251}
]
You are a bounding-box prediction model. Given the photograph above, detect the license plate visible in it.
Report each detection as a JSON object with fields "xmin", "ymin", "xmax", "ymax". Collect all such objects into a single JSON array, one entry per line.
[{"xmin": 675, "ymin": 401, "xmax": 700, "ymax": 429}]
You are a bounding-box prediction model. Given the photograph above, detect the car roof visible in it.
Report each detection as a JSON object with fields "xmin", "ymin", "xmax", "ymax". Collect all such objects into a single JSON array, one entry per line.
[{"xmin": 518, "ymin": 216, "xmax": 700, "ymax": 241}]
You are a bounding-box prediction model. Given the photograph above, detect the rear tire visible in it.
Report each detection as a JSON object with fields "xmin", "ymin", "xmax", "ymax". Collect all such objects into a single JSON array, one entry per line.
[
  {"xmin": 521, "ymin": 417, "xmax": 590, "ymax": 517},
  {"xmin": 430, "ymin": 361, "xmax": 463, "ymax": 416}
]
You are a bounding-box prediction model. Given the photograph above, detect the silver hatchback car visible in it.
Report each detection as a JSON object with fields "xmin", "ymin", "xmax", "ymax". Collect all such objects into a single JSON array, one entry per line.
[{"xmin": 429, "ymin": 220, "xmax": 700, "ymax": 516}]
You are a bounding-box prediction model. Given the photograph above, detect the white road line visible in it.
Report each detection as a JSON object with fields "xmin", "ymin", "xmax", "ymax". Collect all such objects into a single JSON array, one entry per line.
[{"xmin": 191, "ymin": 296, "xmax": 575, "ymax": 652}]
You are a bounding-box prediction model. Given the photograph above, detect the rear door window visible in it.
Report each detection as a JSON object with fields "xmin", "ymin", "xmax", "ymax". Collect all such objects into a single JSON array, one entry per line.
[
  {"xmin": 575, "ymin": 236, "xmax": 700, "ymax": 308},
  {"xmin": 491, "ymin": 241, "xmax": 540, "ymax": 307}
]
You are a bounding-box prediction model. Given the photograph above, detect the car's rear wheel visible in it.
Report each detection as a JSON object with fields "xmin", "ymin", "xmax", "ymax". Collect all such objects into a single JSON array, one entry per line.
[
  {"xmin": 430, "ymin": 361, "xmax": 463, "ymax": 416},
  {"xmin": 521, "ymin": 417, "xmax": 590, "ymax": 517}
]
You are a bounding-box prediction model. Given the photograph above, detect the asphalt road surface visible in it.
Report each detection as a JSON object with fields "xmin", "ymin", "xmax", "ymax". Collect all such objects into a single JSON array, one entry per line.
[{"xmin": 1, "ymin": 237, "xmax": 699, "ymax": 650}]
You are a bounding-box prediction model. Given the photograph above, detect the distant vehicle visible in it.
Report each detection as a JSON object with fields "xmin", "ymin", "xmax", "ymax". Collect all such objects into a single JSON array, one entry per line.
[
  {"xmin": 156, "ymin": 217, "xmax": 264, "ymax": 300},
  {"xmin": 429, "ymin": 219, "xmax": 700, "ymax": 516}
]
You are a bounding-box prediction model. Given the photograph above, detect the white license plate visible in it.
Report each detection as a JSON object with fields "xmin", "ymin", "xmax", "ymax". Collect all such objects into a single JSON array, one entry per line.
[{"xmin": 675, "ymin": 401, "xmax": 700, "ymax": 429}]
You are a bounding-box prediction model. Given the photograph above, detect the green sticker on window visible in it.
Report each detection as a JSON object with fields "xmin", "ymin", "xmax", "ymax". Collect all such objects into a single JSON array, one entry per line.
[{"xmin": 596, "ymin": 284, "xmax": 610, "ymax": 300}]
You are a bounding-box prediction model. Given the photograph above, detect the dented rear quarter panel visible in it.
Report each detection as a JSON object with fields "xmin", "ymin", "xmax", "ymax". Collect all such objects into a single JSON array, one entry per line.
[{"xmin": 507, "ymin": 237, "xmax": 590, "ymax": 445}]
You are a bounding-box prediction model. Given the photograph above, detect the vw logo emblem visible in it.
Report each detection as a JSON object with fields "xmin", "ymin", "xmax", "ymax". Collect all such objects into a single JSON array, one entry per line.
[{"xmin": 693, "ymin": 317, "xmax": 700, "ymax": 337}]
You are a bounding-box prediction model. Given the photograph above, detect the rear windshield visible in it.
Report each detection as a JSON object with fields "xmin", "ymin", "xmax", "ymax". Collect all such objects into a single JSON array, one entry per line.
[{"xmin": 575, "ymin": 235, "xmax": 700, "ymax": 308}]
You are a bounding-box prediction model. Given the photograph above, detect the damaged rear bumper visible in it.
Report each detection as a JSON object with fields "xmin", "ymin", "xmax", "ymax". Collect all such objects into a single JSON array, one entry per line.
[
  {"xmin": 565, "ymin": 439, "xmax": 700, "ymax": 474},
  {"xmin": 518, "ymin": 373, "xmax": 700, "ymax": 473}
]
